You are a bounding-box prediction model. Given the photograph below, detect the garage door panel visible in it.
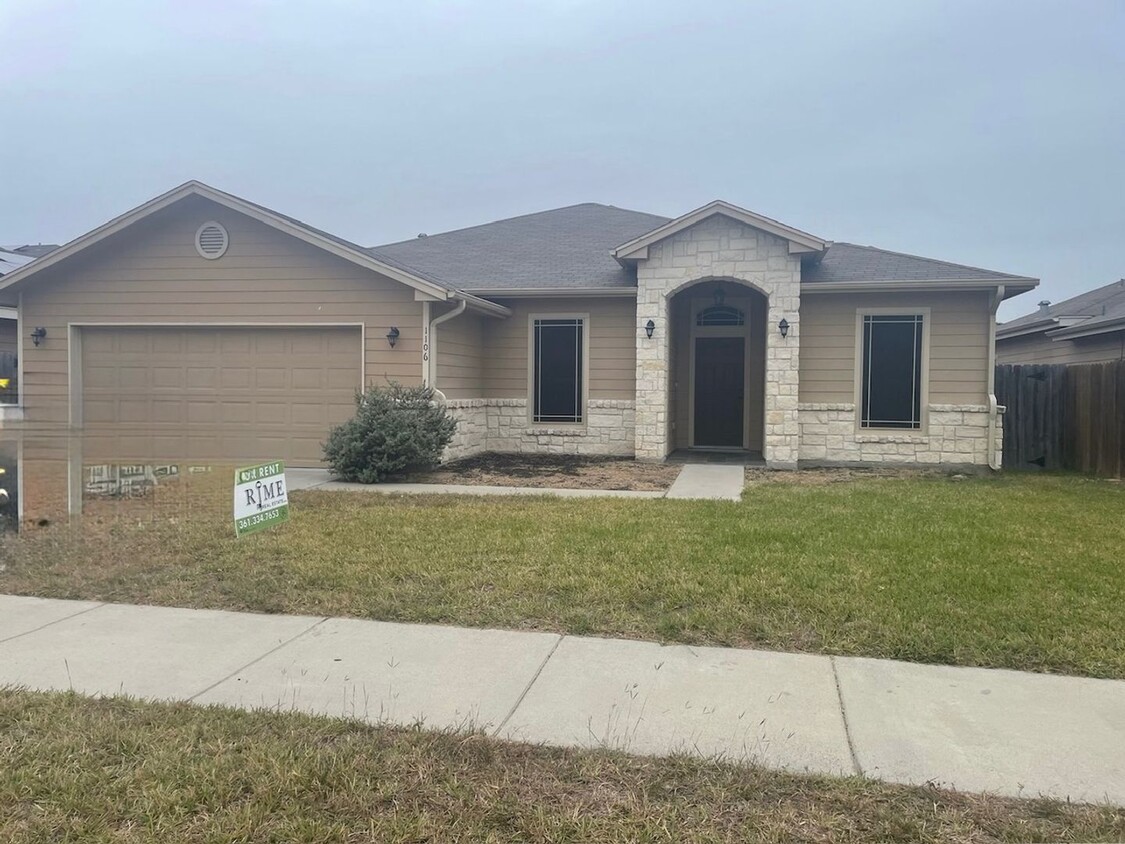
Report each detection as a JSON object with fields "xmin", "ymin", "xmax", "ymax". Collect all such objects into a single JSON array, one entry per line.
[
  {"xmin": 151, "ymin": 400, "xmax": 184, "ymax": 423},
  {"xmin": 183, "ymin": 333, "xmax": 215, "ymax": 354},
  {"xmin": 116, "ymin": 333, "xmax": 151, "ymax": 354},
  {"xmin": 219, "ymin": 402, "xmax": 252, "ymax": 424},
  {"xmin": 255, "ymin": 368, "xmax": 287, "ymax": 390},
  {"xmin": 81, "ymin": 326, "xmax": 361, "ymax": 467},
  {"xmin": 152, "ymin": 367, "xmax": 184, "ymax": 389},
  {"xmin": 186, "ymin": 367, "xmax": 217, "ymax": 389},
  {"xmin": 119, "ymin": 367, "xmax": 150, "ymax": 389},
  {"xmin": 220, "ymin": 368, "xmax": 252, "ymax": 389},
  {"xmin": 327, "ymin": 368, "xmax": 360, "ymax": 389}
]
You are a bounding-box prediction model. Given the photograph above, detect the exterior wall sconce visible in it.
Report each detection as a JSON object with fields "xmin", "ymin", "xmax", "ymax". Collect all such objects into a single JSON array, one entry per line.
[
  {"xmin": 385, "ymin": 326, "xmax": 400, "ymax": 348},
  {"xmin": 713, "ymin": 286, "xmax": 725, "ymax": 307},
  {"xmin": 30, "ymin": 327, "xmax": 47, "ymax": 347},
  {"xmin": 778, "ymin": 318, "xmax": 790, "ymax": 339},
  {"xmin": 644, "ymin": 319, "xmax": 656, "ymax": 339}
]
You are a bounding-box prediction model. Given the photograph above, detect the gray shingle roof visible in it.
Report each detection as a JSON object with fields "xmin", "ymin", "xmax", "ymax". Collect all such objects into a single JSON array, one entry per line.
[
  {"xmin": 369, "ymin": 204, "xmax": 1034, "ymax": 294},
  {"xmin": 999, "ymin": 278, "xmax": 1125, "ymax": 335},
  {"xmin": 802, "ymin": 242, "xmax": 1034, "ymax": 284},
  {"xmin": 370, "ymin": 203, "xmax": 670, "ymax": 291}
]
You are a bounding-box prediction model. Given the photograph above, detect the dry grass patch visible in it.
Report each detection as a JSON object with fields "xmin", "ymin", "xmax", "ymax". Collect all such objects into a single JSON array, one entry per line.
[
  {"xmin": 0, "ymin": 689, "xmax": 1121, "ymax": 843},
  {"xmin": 404, "ymin": 452, "xmax": 682, "ymax": 491}
]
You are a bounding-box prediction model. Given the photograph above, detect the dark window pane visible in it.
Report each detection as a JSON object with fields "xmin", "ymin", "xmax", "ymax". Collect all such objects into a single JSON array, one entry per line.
[
  {"xmin": 861, "ymin": 315, "xmax": 922, "ymax": 429},
  {"xmin": 534, "ymin": 319, "xmax": 583, "ymax": 423},
  {"xmin": 696, "ymin": 305, "xmax": 745, "ymax": 326}
]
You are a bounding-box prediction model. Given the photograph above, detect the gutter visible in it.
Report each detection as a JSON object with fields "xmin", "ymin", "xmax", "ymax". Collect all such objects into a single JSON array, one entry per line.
[
  {"xmin": 427, "ymin": 297, "xmax": 467, "ymax": 390},
  {"xmin": 987, "ymin": 285, "xmax": 1005, "ymax": 471}
]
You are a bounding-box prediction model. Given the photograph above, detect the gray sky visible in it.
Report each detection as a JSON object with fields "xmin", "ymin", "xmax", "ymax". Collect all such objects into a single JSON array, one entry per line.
[{"xmin": 2, "ymin": 0, "xmax": 1122, "ymax": 319}]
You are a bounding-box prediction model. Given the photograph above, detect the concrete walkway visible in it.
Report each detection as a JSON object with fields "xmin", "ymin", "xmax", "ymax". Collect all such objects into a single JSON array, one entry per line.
[
  {"xmin": 665, "ymin": 463, "xmax": 745, "ymax": 500},
  {"xmin": 1, "ymin": 595, "xmax": 1121, "ymax": 805},
  {"xmin": 289, "ymin": 464, "xmax": 744, "ymax": 501}
]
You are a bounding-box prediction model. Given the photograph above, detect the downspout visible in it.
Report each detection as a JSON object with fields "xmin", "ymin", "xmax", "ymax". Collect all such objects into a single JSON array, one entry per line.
[
  {"xmin": 987, "ymin": 284, "xmax": 1005, "ymax": 471},
  {"xmin": 428, "ymin": 297, "xmax": 467, "ymax": 394}
]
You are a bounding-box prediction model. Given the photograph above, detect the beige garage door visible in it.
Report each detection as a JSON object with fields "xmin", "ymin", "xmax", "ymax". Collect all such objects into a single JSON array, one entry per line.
[{"xmin": 81, "ymin": 326, "xmax": 361, "ymax": 466}]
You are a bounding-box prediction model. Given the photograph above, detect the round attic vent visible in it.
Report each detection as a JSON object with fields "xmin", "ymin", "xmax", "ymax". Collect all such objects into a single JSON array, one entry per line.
[{"xmin": 195, "ymin": 221, "xmax": 229, "ymax": 259}]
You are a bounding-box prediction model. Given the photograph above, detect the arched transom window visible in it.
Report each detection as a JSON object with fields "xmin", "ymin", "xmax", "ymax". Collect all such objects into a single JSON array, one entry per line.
[{"xmin": 696, "ymin": 304, "xmax": 745, "ymax": 327}]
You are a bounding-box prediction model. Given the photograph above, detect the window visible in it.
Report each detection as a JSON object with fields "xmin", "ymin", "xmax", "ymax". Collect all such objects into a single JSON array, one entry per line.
[
  {"xmin": 533, "ymin": 318, "xmax": 584, "ymax": 423},
  {"xmin": 696, "ymin": 305, "xmax": 745, "ymax": 326},
  {"xmin": 861, "ymin": 314, "xmax": 923, "ymax": 429}
]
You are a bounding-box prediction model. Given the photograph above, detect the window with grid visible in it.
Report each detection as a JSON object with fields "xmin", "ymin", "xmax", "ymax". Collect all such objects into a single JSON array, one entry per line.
[
  {"xmin": 861, "ymin": 314, "xmax": 923, "ymax": 429},
  {"xmin": 533, "ymin": 318, "xmax": 584, "ymax": 423}
]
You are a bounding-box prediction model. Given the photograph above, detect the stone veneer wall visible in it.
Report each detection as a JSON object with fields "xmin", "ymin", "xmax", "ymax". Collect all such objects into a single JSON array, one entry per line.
[
  {"xmin": 634, "ymin": 215, "xmax": 802, "ymax": 466},
  {"xmin": 444, "ymin": 399, "xmax": 635, "ymax": 461},
  {"xmin": 798, "ymin": 403, "xmax": 1002, "ymax": 466}
]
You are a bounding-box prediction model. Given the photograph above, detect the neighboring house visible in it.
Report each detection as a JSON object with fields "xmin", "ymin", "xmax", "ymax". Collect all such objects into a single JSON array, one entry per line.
[
  {"xmin": 0, "ymin": 246, "xmax": 59, "ymax": 403},
  {"xmin": 0, "ymin": 181, "xmax": 1037, "ymax": 484},
  {"xmin": 996, "ymin": 280, "xmax": 1125, "ymax": 365},
  {"xmin": 1, "ymin": 245, "xmax": 58, "ymax": 356}
]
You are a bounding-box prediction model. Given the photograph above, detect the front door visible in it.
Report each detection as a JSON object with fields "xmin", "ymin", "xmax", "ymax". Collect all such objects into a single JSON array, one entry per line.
[{"xmin": 694, "ymin": 336, "xmax": 745, "ymax": 447}]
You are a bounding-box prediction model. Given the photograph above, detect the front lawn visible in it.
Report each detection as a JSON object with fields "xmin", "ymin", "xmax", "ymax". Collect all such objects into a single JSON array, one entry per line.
[
  {"xmin": 2, "ymin": 473, "xmax": 1123, "ymax": 678},
  {"xmin": 1, "ymin": 689, "xmax": 1120, "ymax": 842}
]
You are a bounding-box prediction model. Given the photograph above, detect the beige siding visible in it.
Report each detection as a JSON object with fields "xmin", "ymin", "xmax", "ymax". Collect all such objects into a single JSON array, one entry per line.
[
  {"xmin": 435, "ymin": 309, "xmax": 485, "ymax": 398},
  {"xmin": 18, "ymin": 194, "xmax": 424, "ymax": 429},
  {"xmin": 800, "ymin": 291, "xmax": 992, "ymax": 405},
  {"xmin": 996, "ymin": 330, "xmax": 1125, "ymax": 365},
  {"xmin": 0, "ymin": 318, "xmax": 15, "ymax": 356},
  {"xmin": 482, "ymin": 297, "xmax": 637, "ymax": 399}
]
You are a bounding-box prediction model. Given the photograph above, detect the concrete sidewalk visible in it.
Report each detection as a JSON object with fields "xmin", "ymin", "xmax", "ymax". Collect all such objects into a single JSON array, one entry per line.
[{"xmin": 1, "ymin": 594, "xmax": 1121, "ymax": 806}]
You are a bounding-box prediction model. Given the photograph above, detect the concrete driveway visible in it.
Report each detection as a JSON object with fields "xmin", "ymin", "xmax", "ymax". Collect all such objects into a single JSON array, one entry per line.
[{"xmin": 1, "ymin": 594, "xmax": 1122, "ymax": 806}]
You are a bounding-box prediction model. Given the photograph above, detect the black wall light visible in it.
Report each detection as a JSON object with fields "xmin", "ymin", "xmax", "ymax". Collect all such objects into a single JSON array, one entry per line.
[
  {"xmin": 644, "ymin": 319, "xmax": 656, "ymax": 339},
  {"xmin": 386, "ymin": 326, "xmax": 400, "ymax": 348},
  {"xmin": 30, "ymin": 327, "xmax": 47, "ymax": 347},
  {"xmin": 778, "ymin": 318, "xmax": 790, "ymax": 339}
]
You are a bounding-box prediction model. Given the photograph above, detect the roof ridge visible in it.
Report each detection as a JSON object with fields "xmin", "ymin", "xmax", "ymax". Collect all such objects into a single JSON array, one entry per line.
[
  {"xmin": 371, "ymin": 202, "xmax": 669, "ymax": 249},
  {"xmin": 831, "ymin": 241, "xmax": 1035, "ymax": 280}
]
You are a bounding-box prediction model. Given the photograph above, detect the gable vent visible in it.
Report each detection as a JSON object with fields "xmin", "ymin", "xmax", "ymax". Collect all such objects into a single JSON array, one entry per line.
[{"xmin": 195, "ymin": 221, "xmax": 229, "ymax": 259}]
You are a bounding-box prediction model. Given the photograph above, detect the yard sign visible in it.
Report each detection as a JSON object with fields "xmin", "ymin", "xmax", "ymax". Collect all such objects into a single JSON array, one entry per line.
[{"xmin": 233, "ymin": 461, "xmax": 289, "ymax": 537}]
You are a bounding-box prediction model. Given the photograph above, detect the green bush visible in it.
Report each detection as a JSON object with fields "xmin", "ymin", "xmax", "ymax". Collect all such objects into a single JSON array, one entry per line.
[{"xmin": 323, "ymin": 383, "xmax": 457, "ymax": 483}]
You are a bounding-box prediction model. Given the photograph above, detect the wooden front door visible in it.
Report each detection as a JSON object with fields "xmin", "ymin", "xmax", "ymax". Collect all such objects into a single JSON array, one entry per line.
[{"xmin": 694, "ymin": 336, "xmax": 745, "ymax": 447}]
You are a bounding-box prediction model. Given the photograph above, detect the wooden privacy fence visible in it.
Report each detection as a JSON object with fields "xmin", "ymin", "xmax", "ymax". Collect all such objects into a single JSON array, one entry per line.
[{"xmin": 995, "ymin": 361, "xmax": 1125, "ymax": 478}]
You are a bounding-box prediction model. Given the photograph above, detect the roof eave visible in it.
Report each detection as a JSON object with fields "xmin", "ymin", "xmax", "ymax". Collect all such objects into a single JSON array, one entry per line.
[
  {"xmin": 458, "ymin": 293, "xmax": 511, "ymax": 318},
  {"xmin": 469, "ymin": 287, "xmax": 638, "ymax": 299},
  {"xmin": 1046, "ymin": 316, "xmax": 1125, "ymax": 340},
  {"xmin": 804, "ymin": 277, "xmax": 1038, "ymax": 299}
]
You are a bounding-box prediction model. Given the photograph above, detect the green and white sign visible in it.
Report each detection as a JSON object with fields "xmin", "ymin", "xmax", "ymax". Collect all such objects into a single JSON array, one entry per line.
[{"xmin": 233, "ymin": 461, "xmax": 289, "ymax": 537}]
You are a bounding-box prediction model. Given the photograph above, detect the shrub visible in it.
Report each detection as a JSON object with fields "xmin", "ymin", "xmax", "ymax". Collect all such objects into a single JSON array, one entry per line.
[{"xmin": 323, "ymin": 383, "xmax": 457, "ymax": 483}]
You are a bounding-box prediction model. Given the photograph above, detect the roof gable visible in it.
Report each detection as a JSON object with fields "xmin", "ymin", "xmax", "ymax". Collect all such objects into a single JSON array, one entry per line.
[
  {"xmin": 0, "ymin": 181, "xmax": 507, "ymax": 316},
  {"xmin": 612, "ymin": 200, "xmax": 827, "ymax": 260}
]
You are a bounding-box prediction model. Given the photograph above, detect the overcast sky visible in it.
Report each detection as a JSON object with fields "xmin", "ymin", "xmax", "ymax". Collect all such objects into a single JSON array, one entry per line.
[{"xmin": 2, "ymin": 0, "xmax": 1122, "ymax": 318}]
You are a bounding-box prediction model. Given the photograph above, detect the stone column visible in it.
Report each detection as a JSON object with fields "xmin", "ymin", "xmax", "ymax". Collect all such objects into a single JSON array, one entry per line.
[
  {"xmin": 634, "ymin": 292, "xmax": 669, "ymax": 461},
  {"xmin": 764, "ymin": 290, "xmax": 800, "ymax": 468}
]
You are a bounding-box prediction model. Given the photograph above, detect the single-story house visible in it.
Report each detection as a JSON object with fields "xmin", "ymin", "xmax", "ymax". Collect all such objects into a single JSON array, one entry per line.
[
  {"xmin": 0, "ymin": 181, "xmax": 1038, "ymax": 491},
  {"xmin": 996, "ymin": 279, "xmax": 1125, "ymax": 364}
]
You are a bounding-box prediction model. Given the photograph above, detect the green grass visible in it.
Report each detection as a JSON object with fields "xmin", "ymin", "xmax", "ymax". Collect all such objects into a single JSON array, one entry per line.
[
  {"xmin": 0, "ymin": 689, "xmax": 1120, "ymax": 843},
  {"xmin": 2, "ymin": 473, "xmax": 1123, "ymax": 677}
]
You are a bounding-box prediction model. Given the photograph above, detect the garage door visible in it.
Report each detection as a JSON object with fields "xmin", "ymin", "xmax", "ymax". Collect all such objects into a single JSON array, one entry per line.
[{"xmin": 81, "ymin": 326, "xmax": 361, "ymax": 466}]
